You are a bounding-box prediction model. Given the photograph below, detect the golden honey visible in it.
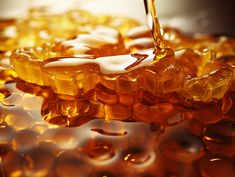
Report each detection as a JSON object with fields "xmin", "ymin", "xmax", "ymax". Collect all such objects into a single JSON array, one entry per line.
[{"xmin": 0, "ymin": 1, "xmax": 235, "ymax": 177}]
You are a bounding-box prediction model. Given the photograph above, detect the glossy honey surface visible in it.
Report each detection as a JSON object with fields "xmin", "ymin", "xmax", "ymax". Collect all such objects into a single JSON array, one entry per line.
[{"xmin": 0, "ymin": 1, "xmax": 235, "ymax": 177}]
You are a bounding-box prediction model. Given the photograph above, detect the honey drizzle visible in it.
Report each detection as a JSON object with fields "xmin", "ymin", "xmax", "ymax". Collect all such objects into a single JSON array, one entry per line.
[{"xmin": 143, "ymin": 0, "xmax": 164, "ymax": 49}]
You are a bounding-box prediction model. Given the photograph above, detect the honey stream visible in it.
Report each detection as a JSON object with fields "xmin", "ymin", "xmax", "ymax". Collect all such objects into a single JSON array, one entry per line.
[
  {"xmin": 1, "ymin": 1, "xmax": 235, "ymax": 176},
  {"xmin": 143, "ymin": 0, "xmax": 164, "ymax": 49}
]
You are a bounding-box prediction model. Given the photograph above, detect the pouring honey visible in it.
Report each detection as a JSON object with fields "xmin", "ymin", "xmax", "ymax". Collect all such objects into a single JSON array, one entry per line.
[{"xmin": 0, "ymin": 0, "xmax": 235, "ymax": 176}]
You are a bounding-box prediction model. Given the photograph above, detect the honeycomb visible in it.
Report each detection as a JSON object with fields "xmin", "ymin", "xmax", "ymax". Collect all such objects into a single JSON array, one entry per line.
[{"xmin": 0, "ymin": 2, "xmax": 235, "ymax": 177}]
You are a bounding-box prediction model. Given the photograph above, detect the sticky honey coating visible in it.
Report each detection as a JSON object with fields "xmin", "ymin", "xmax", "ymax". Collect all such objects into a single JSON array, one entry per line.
[
  {"xmin": 10, "ymin": 26, "xmax": 235, "ymax": 103},
  {"xmin": 1, "ymin": 3, "xmax": 235, "ymax": 177},
  {"xmin": 4, "ymin": 9, "xmax": 235, "ymax": 127}
]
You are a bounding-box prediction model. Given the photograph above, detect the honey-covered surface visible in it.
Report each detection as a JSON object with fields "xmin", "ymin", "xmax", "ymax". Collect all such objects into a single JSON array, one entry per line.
[{"xmin": 1, "ymin": 2, "xmax": 235, "ymax": 177}]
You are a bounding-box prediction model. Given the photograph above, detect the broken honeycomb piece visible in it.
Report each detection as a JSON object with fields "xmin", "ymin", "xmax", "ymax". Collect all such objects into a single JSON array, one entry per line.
[
  {"xmin": 175, "ymin": 49, "xmax": 234, "ymax": 101},
  {"xmin": 10, "ymin": 27, "xmax": 127, "ymax": 86},
  {"xmin": 41, "ymin": 97, "xmax": 105, "ymax": 127},
  {"xmin": 183, "ymin": 67, "xmax": 233, "ymax": 102},
  {"xmin": 41, "ymin": 48, "xmax": 182, "ymax": 98},
  {"xmin": 163, "ymin": 27, "xmax": 235, "ymax": 58},
  {"xmin": 10, "ymin": 44, "xmax": 56, "ymax": 86}
]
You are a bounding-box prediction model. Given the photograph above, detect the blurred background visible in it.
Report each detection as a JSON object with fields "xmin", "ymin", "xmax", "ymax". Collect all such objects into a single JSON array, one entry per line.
[{"xmin": 0, "ymin": 0, "xmax": 235, "ymax": 36}]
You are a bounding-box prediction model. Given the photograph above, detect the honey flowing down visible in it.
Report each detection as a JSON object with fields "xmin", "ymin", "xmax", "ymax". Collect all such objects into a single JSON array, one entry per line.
[
  {"xmin": 1, "ymin": 1, "xmax": 235, "ymax": 176},
  {"xmin": 143, "ymin": 0, "xmax": 164, "ymax": 49}
]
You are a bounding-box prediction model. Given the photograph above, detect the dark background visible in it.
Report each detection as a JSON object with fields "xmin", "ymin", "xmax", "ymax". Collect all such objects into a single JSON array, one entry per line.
[{"xmin": 158, "ymin": 0, "xmax": 235, "ymax": 37}]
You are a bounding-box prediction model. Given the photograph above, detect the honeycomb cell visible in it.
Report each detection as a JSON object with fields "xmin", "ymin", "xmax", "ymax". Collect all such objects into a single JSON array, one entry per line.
[
  {"xmin": 105, "ymin": 103, "xmax": 132, "ymax": 121},
  {"xmin": 163, "ymin": 27, "xmax": 235, "ymax": 57},
  {"xmin": 41, "ymin": 48, "xmax": 182, "ymax": 98},
  {"xmin": 10, "ymin": 45, "xmax": 56, "ymax": 86},
  {"xmin": 10, "ymin": 27, "xmax": 127, "ymax": 87},
  {"xmin": 15, "ymin": 79, "xmax": 55, "ymax": 99},
  {"xmin": 0, "ymin": 69, "xmax": 17, "ymax": 85},
  {"xmin": 13, "ymin": 22, "xmax": 234, "ymax": 106},
  {"xmin": 2, "ymin": 2, "xmax": 235, "ymax": 176},
  {"xmin": 41, "ymin": 97, "xmax": 104, "ymax": 127},
  {"xmin": 189, "ymin": 68, "xmax": 232, "ymax": 101},
  {"xmin": 182, "ymin": 59, "xmax": 234, "ymax": 102}
]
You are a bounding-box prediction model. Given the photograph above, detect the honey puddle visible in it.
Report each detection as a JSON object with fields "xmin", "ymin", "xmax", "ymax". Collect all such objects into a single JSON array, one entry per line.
[{"xmin": 1, "ymin": 0, "xmax": 235, "ymax": 176}]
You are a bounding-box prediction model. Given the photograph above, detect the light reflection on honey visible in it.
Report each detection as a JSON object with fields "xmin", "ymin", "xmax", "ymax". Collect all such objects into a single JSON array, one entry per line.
[{"xmin": 0, "ymin": 1, "xmax": 235, "ymax": 177}]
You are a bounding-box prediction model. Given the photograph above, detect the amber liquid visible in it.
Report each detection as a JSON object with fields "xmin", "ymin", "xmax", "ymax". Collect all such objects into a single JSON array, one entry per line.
[
  {"xmin": 1, "ymin": 1, "xmax": 235, "ymax": 177},
  {"xmin": 143, "ymin": 0, "xmax": 164, "ymax": 49}
]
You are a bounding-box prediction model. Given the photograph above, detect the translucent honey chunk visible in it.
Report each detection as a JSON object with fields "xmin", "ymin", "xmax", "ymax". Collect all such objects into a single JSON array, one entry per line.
[
  {"xmin": 10, "ymin": 27, "xmax": 128, "ymax": 88},
  {"xmin": 175, "ymin": 49, "xmax": 202, "ymax": 77},
  {"xmin": 0, "ymin": 69, "xmax": 17, "ymax": 85},
  {"xmin": 95, "ymin": 84, "xmax": 118, "ymax": 105},
  {"xmin": 183, "ymin": 67, "xmax": 233, "ymax": 102},
  {"xmin": 105, "ymin": 103, "xmax": 132, "ymax": 121},
  {"xmin": 42, "ymin": 48, "xmax": 181, "ymax": 98},
  {"xmin": 163, "ymin": 27, "xmax": 235, "ymax": 58},
  {"xmin": 10, "ymin": 45, "xmax": 56, "ymax": 86},
  {"xmin": 41, "ymin": 98, "xmax": 104, "ymax": 127},
  {"xmin": 218, "ymin": 55, "xmax": 235, "ymax": 92}
]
